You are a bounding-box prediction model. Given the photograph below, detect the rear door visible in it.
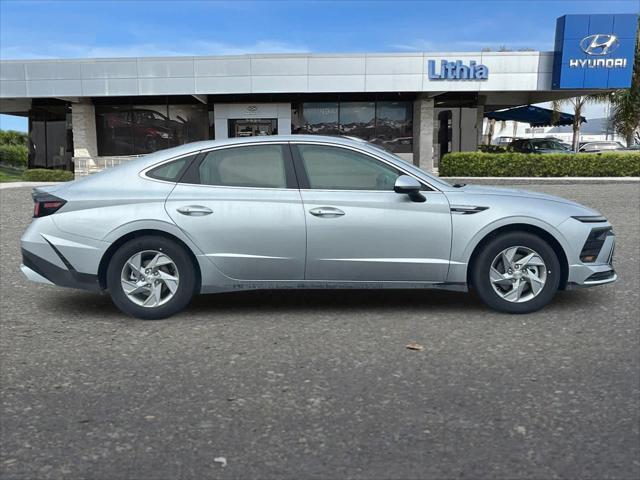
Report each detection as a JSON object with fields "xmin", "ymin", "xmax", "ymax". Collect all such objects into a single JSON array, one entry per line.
[{"xmin": 164, "ymin": 143, "xmax": 306, "ymax": 281}]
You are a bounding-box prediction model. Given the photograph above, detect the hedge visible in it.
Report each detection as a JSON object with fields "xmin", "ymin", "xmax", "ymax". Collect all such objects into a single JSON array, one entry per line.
[
  {"xmin": 440, "ymin": 152, "xmax": 640, "ymax": 177},
  {"xmin": 0, "ymin": 130, "xmax": 28, "ymax": 146},
  {"xmin": 0, "ymin": 144, "xmax": 28, "ymax": 168},
  {"xmin": 22, "ymin": 169, "xmax": 74, "ymax": 182}
]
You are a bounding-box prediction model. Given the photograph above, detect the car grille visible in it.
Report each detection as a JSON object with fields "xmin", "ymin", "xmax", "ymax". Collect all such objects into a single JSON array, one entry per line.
[{"xmin": 585, "ymin": 270, "xmax": 616, "ymax": 282}]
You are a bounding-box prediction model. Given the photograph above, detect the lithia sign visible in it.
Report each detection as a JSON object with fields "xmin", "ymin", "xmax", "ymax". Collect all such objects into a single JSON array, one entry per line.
[{"xmin": 427, "ymin": 60, "xmax": 489, "ymax": 80}]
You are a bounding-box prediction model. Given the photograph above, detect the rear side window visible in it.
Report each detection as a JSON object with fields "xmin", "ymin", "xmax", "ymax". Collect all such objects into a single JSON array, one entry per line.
[
  {"xmin": 198, "ymin": 145, "xmax": 287, "ymax": 188},
  {"xmin": 296, "ymin": 144, "xmax": 400, "ymax": 190},
  {"xmin": 147, "ymin": 154, "xmax": 195, "ymax": 182}
]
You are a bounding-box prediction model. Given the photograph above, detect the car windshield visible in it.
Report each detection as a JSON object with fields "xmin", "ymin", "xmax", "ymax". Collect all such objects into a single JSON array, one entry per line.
[{"xmin": 531, "ymin": 139, "xmax": 566, "ymax": 150}]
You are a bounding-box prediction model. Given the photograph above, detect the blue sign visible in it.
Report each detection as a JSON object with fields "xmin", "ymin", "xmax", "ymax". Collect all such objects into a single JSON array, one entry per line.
[
  {"xmin": 553, "ymin": 14, "xmax": 638, "ymax": 89},
  {"xmin": 428, "ymin": 60, "xmax": 489, "ymax": 80}
]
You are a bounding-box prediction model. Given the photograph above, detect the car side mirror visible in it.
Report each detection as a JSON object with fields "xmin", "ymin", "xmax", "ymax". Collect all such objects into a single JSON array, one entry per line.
[{"xmin": 394, "ymin": 175, "xmax": 425, "ymax": 203}]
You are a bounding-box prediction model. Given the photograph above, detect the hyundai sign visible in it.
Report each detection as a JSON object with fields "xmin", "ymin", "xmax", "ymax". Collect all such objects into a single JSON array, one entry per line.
[{"xmin": 553, "ymin": 14, "xmax": 638, "ymax": 89}]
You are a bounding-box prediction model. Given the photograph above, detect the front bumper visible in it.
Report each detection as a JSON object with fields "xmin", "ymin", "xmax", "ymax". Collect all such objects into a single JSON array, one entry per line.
[{"xmin": 566, "ymin": 226, "xmax": 617, "ymax": 289}]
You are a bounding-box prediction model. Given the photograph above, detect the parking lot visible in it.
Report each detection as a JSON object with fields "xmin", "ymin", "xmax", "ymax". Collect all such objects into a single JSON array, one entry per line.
[{"xmin": 1, "ymin": 183, "xmax": 639, "ymax": 480}]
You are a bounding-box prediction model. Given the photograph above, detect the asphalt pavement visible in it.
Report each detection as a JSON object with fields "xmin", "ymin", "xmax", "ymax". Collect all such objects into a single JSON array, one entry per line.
[{"xmin": 1, "ymin": 183, "xmax": 639, "ymax": 480}]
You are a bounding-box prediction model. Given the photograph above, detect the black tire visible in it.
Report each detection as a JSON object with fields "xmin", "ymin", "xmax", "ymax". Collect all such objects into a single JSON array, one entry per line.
[
  {"xmin": 472, "ymin": 231, "xmax": 561, "ymax": 314},
  {"xmin": 106, "ymin": 235, "xmax": 197, "ymax": 320}
]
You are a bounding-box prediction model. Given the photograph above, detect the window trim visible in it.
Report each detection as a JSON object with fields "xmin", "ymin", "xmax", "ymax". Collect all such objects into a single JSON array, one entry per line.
[
  {"xmin": 177, "ymin": 142, "xmax": 298, "ymax": 190},
  {"xmin": 290, "ymin": 142, "xmax": 435, "ymax": 192}
]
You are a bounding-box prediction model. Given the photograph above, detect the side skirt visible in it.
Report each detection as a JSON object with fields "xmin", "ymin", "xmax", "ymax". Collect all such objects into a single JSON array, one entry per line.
[{"xmin": 199, "ymin": 280, "xmax": 468, "ymax": 294}]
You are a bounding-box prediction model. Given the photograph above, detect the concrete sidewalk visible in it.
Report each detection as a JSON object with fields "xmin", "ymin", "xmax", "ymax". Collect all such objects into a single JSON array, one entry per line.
[
  {"xmin": 440, "ymin": 176, "xmax": 640, "ymax": 185},
  {"xmin": 0, "ymin": 181, "xmax": 62, "ymax": 190}
]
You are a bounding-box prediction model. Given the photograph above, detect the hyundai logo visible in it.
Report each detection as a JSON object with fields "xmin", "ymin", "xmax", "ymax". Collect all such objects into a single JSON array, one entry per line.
[{"xmin": 580, "ymin": 34, "xmax": 620, "ymax": 55}]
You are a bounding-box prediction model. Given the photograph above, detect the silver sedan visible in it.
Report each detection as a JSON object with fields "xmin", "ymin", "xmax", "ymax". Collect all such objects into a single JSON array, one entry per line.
[{"xmin": 20, "ymin": 136, "xmax": 616, "ymax": 319}]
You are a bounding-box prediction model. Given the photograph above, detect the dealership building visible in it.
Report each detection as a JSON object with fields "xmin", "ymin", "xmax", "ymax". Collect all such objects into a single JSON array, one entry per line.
[{"xmin": 0, "ymin": 13, "xmax": 637, "ymax": 175}]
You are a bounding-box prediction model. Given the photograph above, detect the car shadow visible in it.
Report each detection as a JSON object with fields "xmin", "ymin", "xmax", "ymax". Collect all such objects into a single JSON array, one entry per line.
[{"xmin": 38, "ymin": 286, "xmax": 609, "ymax": 321}]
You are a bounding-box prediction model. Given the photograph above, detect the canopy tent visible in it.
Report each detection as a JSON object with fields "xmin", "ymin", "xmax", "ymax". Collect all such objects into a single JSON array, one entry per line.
[{"xmin": 484, "ymin": 105, "xmax": 586, "ymax": 127}]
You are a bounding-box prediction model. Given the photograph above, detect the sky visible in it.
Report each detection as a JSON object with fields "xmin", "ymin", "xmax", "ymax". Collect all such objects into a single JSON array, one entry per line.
[{"xmin": 1, "ymin": 0, "xmax": 638, "ymax": 131}]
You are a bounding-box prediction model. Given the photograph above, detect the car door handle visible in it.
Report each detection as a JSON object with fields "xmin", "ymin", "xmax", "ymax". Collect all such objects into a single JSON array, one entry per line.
[
  {"xmin": 309, "ymin": 207, "xmax": 345, "ymax": 217},
  {"xmin": 177, "ymin": 205, "xmax": 213, "ymax": 216}
]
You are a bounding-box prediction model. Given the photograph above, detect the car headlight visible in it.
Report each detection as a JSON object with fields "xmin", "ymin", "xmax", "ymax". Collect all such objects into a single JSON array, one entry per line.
[
  {"xmin": 571, "ymin": 215, "xmax": 607, "ymax": 223},
  {"xmin": 159, "ymin": 132, "xmax": 170, "ymax": 139}
]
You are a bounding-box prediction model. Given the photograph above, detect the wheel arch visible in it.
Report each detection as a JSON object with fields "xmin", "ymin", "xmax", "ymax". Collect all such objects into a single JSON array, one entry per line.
[
  {"xmin": 98, "ymin": 229, "xmax": 202, "ymax": 293},
  {"xmin": 466, "ymin": 223, "xmax": 569, "ymax": 290}
]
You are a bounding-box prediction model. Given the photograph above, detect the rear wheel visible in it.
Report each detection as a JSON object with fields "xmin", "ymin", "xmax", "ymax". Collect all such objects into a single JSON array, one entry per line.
[
  {"xmin": 472, "ymin": 232, "xmax": 560, "ymax": 314},
  {"xmin": 106, "ymin": 236, "xmax": 196, "ymax": 319}
]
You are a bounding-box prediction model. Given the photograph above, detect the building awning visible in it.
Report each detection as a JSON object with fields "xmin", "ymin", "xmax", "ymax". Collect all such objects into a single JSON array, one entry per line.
[{"xmin": 484, "ymin": 105, "xmax": 586, "ymax": 127}]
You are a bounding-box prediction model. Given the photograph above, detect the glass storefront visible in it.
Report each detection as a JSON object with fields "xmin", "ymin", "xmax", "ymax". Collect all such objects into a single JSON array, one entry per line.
[
  {"xmin": 339, "ymin": 102, "xmax": 375, "ymax": 140},
  {"xmin": 228, "ymin": 118, "xmax": 278, "ymax": 137},
  {"xmin": 374, "ymin": 101, "xmax": 413, "ymax": 153},
  {"xmin": 292, "ymin": 101, "xmax": 413, "ymax": 153},
  {"xmin": 93, "ymin": 97, "xmax": 413, "ymax": 158},
  {"xmin": 295, "ymin": 102, "xmax": 340, "ymax": 136},
  {"xmin": 96, "ymin": 100, "xmax": 208, "ymax": 156},
  {"xmin": 28, "ymin": 102, "xmax": 73, "ymax": 170}
]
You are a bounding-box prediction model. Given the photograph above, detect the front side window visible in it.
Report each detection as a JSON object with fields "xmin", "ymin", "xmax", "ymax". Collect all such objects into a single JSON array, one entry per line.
[
  {"xmin": 297, "ymin": 144, "xmax": 400, "ymax": 191},
  {"xmin": 198, "ymin": 145, "xmax": 287, "ymax": 188}
]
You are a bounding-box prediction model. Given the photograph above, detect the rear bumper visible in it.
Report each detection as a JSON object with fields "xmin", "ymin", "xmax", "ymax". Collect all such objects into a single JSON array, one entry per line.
[{"xmin": 21, "ymin": 248, "xmax": 100, "ymax": 291}]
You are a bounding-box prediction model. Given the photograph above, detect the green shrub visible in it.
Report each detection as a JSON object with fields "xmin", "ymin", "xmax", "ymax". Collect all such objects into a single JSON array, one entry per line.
[
  {"xmin": 440, "ymin": 151, "xmax": 640, "ymax": 177},
  {"xmin": 0, "ymin": 130, "xmax": 28, "ymax": 146},
  {"xmin": 0, "ymin": 144, "xmax": 28, "ymax": 168},
  {"xmin": 22, "ymin": 169, "xmax": 74, "ymax": 182},
  {"xmin": 477, "ymin": 144, "xmax": 507, "ymax": 153}
]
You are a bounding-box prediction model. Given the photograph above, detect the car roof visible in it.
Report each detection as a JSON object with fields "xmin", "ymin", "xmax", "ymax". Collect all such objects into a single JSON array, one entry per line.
[{"xmin": 67, "ymin": 135, "xmax": 454, "ymax": 191}]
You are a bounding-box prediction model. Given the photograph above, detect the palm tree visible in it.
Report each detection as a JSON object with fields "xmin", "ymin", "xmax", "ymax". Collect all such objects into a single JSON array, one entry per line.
[
  {"xmin": 608, "ymin": 19, "xmax": 640, "ymax": 147},
  {"xmin": 551, "ymin": 94, "xmax": 610, "ymax": 151}
]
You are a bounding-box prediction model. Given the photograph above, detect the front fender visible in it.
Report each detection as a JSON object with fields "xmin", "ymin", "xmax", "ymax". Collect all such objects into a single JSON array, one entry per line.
[{"xmin": 446, "ymin": 215, "xmax": 573, "ymax": 284}]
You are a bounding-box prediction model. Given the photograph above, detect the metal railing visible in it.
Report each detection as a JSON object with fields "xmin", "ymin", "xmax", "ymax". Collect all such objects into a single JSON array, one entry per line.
[{"xmin": 74, "ymin": 156, "xmax": 140, "ymax": 176}]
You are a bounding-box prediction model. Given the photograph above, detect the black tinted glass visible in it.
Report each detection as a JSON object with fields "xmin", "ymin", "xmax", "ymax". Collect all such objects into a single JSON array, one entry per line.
[
  {"xmin": 297, "ymin": 145, "xmax": 400, "ymax": 191},
  {"xmin": 147, "ymin": 155, "xmax": 195, "ymax": 182},
  {"xmin": 198, "ymin": 145, "xmax": 287, "ymax": 188}
]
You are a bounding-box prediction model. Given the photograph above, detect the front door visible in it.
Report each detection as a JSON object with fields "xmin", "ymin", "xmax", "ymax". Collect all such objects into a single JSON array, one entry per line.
[
  {"xmin": 165, "ymin": 143, "xmax": 305, "ymax": 281},
  {"xmin": 292, "ymin": 143, "xmax": 452, "ymax": 282}
]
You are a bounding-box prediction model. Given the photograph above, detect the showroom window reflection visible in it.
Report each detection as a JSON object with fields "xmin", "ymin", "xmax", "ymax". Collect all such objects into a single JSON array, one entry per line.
[
  {"xmin": 96, "ymin": 101, "xmax": 208, "ymax": 156},
  {"xmin": 292, "ymin": 101, "xmax": 413, "ymax": 153}
]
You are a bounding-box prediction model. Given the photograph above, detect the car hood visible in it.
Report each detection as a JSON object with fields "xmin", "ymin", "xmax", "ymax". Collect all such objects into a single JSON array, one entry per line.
[{"xmin": 457, "ymin": 184, "xmax": 591, "ymax": 209}]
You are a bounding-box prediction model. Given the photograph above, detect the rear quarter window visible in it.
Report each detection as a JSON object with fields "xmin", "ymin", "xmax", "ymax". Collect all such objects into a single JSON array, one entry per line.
[{"xmin": 146, "ymin": 154, "xmax": 196, "ymax": 182}]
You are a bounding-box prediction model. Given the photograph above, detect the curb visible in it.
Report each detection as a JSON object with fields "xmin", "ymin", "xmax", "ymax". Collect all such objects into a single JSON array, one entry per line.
[
  {"xmin": 439, "ymin": 177, "xmax": 640, "ymax": 185},
  {"xmin": 0, "ymin": 182, "xmax": 62, "ymax": 190}
]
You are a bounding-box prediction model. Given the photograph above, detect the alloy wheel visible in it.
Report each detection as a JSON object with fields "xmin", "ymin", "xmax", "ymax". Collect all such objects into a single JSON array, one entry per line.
[
  {"xmin": 120, "ymin": 250, "xmax": 180, "ymax": 308},
  {"xmin": 489, "ymin": 246, "xmax": 547, "ymax": 303}
]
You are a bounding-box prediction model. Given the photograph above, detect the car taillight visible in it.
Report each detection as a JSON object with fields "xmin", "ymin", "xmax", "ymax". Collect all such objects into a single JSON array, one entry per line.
[{"xmin": 32, "ymin": 193, "xmax": 66, "ymax": 218}]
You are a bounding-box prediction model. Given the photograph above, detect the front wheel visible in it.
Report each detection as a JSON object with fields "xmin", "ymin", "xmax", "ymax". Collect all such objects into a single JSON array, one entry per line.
[
  {"xmin": 472, "ymin": 232, "xmax": 561, "ymax": 314},
  {"xmin": 106, "ymin": 236, "xmax": 197, "ymax": 319}
]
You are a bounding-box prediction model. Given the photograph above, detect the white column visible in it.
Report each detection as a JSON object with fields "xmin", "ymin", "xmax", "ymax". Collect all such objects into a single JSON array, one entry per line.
[
  {"xmin": 71, "ymin": 99, "xmax": 97, "ymax": 158},
  {"xmin": 413, "ymin": 96, "xmax": 435, "ymax": 171}
]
